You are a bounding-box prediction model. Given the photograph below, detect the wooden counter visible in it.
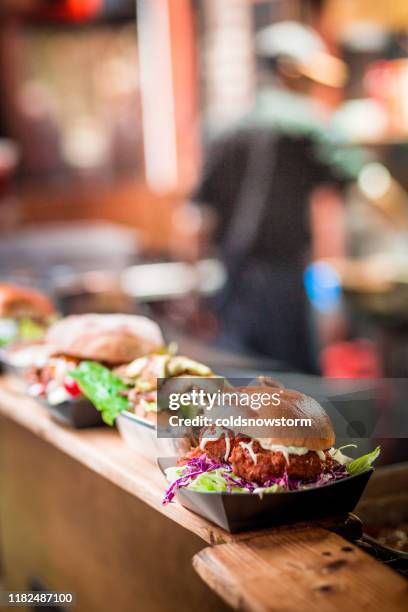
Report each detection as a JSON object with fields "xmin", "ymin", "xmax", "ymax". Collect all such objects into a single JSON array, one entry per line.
[{"xmin": 0, "ymin": 377, "xmax": 406, "ymax": 612}]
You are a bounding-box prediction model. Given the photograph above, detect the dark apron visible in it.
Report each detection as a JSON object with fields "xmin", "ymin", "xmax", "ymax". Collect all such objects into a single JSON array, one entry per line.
[{"xmin": 213, "ymin": 129, "xmax": 315, "ymax": 373}]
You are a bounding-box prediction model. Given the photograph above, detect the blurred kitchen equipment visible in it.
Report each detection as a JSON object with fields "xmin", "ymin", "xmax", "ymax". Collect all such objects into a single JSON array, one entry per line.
[
  {"xmin": 324, "ymin": 255, "xmax": 408, "ymax": 321},
  {"xmin": 0, "ymin": 222, "xmax": 140, "ymax": 313},
  {"xmin": 366, "ymin": 59, "xmax": 408, "ymax": 138},
  {"xmin": 121, "ymin": 259, "xmax": 225, "ymax": 302},
  {"xmin": 0, "ymin": 221, "xmax": 138, "ymax": 276},
  {"xmin": 54, "ymin": 270, "xmax": 136, "ymax": 315}
]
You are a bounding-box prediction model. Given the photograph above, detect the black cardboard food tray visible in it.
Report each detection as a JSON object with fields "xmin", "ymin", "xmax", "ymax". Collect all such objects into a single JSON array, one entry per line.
[
  {"xmin": 158, "ymin": 457, "xmax": 373, "ymax": 533},
  {"xmin": 0, "ymin": 350, "xmax": 103, "ymax": 428},
  {"xmin": 42, "ymin": 398, "xmax": 105, "ymax": 429},
  {"xmin": 0, "ymin": 349, "xmax": 22, "ymax": 377}
]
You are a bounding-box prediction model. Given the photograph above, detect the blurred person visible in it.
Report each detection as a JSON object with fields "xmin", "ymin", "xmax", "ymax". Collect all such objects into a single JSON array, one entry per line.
[{"xmin": 183, "ymin": 21, "xmax": 362, "ymax": 372}]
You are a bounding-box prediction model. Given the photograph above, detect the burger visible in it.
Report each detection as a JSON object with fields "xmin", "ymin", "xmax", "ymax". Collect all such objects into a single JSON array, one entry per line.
[
  {"xmin": 115, "ymin": 352, "xmax": 215, "ymax": 422},
  {"xmin": 163, "ymin": 383, "xmax": 380, "ymax": 503},
  {"xmin": 28, "ymin": 313, "xmax": 165, "ymax": 406},
  {"xmin": 0, "ymin": 283, "xmax": 56, "ymax": 348}
]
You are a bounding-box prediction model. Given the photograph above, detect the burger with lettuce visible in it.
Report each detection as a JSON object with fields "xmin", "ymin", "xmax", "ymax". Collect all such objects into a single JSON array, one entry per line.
[
  {"xmin": 71, "ymin": 349, "xmax": 216, "ymax": 425},
  {"xmin": 27, "ymin": 313, "xmax": 165, "ymax": 407},
  {"xmin": 0, "ymin": 283, "xmax": 56, "ymax": 348}
]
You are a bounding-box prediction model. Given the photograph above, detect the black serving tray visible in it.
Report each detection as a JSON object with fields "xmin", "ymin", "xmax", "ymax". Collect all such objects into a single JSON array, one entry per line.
[
  {"xmin": 0, "ymin": 348, "xmax": 21, "ymax": 376},
  {"xmin": 43, "ymin": 397, "xmax": 105, "ymax": 429},
  {"xmin": 158, "ymin": 457, "xmax": 373, "ymax": 533},
  {"xmin": 0, "ymin": 348, "xmax": 104, "ymax": 428}
]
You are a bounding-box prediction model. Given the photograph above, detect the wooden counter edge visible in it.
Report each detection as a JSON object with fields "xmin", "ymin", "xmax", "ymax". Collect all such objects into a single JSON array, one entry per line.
[{"xmin": 192, "ymin": 529, "xmax": 408, "ymax": 612}]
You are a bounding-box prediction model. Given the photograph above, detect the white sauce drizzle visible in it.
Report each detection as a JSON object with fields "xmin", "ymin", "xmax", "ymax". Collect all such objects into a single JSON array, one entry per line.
[
  {"xmin": 239, "ymin": 440, "xmax": 258, "ymax": 464},
  {"xmin": 200, "ymin": 432, "xmax": 231, "ymax": 462},
  {"xmin": 266, "ymin": 445, "xmax": 309, "ymax": 464},
  {"xmin": 199, "ymin": 436, "xmax": 218, "ymax": 450},
  {"xmin": 253, "ymin": 442, "xmax": 327, "ymax": 464},
  {"xmin": 224, "ymin": 434, "xmax": 231, "ymax": 462},
  {"xmin": 200, "ymin": 435, "xmax": 327, "ymax": 465},
  {"xmin": 200, "ymin": 434, "xmax": 231, "ymax": 461}
]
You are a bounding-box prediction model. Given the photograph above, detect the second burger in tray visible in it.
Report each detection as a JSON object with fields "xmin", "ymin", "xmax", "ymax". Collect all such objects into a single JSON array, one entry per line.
[{"xmin": 27, "ymin": 313, "xmax": 164, "ymax": 427}]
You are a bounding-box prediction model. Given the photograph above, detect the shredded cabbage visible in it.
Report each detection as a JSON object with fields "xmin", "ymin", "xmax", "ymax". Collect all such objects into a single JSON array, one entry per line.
[{"xmin": 162, "ymin": 446, "xmax": 380, "ymax": 504}]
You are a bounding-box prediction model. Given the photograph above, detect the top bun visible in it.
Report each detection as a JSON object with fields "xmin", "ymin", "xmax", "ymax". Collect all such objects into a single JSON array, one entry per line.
[
  {"xmin": 236, "ymin": 385, "xmax": 335, "ymax": 450},
  {"xmin": 0, "ymin": 284, "xmax": 55, "ymax": 321},
  {"xmin": 45, "ymin": 314, "xmax": 164, "ymax": 364}
]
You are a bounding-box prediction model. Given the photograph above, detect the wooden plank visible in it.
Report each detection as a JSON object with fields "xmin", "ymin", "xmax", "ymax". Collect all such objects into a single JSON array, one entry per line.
[{"xmin": 193, "ymin": 529, "xmax": 408, "ymax": 612}]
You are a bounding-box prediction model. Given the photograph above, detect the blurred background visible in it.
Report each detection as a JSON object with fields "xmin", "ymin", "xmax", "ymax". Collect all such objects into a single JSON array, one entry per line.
[{"xmin": 3, "ymin": 0, "xmax": 408, "ymax": 382}]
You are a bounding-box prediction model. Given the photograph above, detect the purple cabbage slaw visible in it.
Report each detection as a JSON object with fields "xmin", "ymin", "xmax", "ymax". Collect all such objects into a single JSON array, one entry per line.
[
  {"xmin": 162, "ymin": 454, "xmax": 249, "ymax": 505},
  {"xmin": 162, "ymin": 453, "xmax": 349, "ymax": 505}
]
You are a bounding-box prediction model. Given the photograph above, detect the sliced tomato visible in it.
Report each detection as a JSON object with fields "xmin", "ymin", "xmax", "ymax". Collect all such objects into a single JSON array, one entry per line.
[{"xmin": 63, "ymin": 377, "xmax": 81, "ymax": 397}]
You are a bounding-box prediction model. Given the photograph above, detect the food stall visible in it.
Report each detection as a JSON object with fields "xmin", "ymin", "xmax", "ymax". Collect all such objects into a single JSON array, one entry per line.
[{"xmin": 0, "ymin": 2, "xmax": 407, "ymax": 611}]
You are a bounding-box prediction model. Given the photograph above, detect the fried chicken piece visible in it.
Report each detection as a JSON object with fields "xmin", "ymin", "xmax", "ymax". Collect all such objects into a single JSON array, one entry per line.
[{"xmin": 230, "ymin": 442, "xmax": 329, "ymax": 484}]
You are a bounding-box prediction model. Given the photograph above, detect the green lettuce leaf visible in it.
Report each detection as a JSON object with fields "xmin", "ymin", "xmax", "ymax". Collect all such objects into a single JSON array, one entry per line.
[
  {"xmin": 165, "ymin": 466, "xmax": 248, "ymax": 493},
  {"xmin": 18, "ymin": 318, "xmax": 45, "ymax": 342},
  {"xmin": 347, "ymin": 446, "xmax": 381, "ymax": 475},
  {"xmin": 0, "ymin": 318, "xmax": 46, "ymax": 346},
  {"xmin": 188, "ymin": 469, "xmax": 245, "ymax": 493},
  {"xmin": 70, "ymin": 361, "xmax": 130, "ymax": 426}
]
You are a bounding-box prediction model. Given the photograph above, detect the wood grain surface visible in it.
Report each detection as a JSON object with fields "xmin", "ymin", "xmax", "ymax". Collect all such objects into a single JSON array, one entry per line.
[{"xmin": 193, "ymin": 529, "xmax": 408, "ymax": 612}]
